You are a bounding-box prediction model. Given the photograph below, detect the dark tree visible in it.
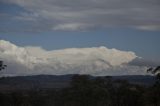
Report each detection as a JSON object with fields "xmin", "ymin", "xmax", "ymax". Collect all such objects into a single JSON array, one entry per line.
[
  {"xmin": 0, "ymin": 60, "xmax": 7, "ymax": 71},
  {"xmin": 147, "ymin": 66, "xmax": 160, "ymax": 83},
  {"xmin": 147, "ymin": 66, "xmax": 160, "ymax": 74},
  {"xmin": 146, "ymin": 66, "xmax": 160, "ymax": 106}
]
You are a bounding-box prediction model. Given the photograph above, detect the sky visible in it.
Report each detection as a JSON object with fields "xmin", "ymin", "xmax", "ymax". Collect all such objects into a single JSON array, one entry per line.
[{"xmin": 0, "ymin": 0, "xmax": 160, "ymax": 76}]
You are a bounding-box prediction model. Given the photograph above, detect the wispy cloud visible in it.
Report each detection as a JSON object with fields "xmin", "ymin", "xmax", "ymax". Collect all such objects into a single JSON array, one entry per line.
[{"xmin": 0, "ymin": 0, "xmax": 160, "ymax": 32}]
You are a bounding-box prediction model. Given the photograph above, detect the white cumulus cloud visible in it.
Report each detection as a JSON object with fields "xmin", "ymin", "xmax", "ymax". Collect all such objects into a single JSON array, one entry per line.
[{"xmin": 0, "ymin": 40, "xmax": 147, "ymax": 76}]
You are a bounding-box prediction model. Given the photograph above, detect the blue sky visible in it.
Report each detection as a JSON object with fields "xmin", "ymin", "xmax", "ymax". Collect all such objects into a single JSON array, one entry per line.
[
  {"xmin": 1, "ymin": 29, "xmax": 160, "ymax": 62},
  {"xmin": 0, "ymin": 0, "xmax": 160, "ymax": 61},
  {"xmin": 0, "ymin": 0, "xmax": 160, "ymax": 76}
]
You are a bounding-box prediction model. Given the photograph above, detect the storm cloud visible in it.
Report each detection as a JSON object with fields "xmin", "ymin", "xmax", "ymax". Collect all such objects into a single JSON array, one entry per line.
[{"xmin": 0, "ymin": 0, "xmax": 160, "ymax": 31}]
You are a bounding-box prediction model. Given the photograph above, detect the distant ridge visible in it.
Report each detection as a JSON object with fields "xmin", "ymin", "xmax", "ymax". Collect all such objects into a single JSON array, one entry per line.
[{"xmin": 0, "ymin": 75, "xmax": 156, "ymax": 92}]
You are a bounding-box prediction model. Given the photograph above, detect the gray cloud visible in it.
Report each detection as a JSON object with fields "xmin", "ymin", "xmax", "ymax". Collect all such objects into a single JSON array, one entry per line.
[
  {"xmin": 129, "ymin": 57, "xmax": 160, "ymax": 67},
  {"xmin": 0, "ymin": 40, "xmax": 149, "ymax": 76},
  {"xmin": 1, "ymin": 0, "xmax": 160, "ymax": 31}
]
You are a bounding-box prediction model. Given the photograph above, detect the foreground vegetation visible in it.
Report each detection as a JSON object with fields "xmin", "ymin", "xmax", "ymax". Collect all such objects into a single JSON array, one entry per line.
[{"xmin": 0, "ymin": 74, "xmax": 160, "ymax": 106}]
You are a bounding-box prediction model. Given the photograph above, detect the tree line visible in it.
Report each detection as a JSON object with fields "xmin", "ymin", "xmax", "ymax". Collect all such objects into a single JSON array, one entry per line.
[{"xmin": 0, "ymin": 74, "xmax": 159, "ymax": 106}]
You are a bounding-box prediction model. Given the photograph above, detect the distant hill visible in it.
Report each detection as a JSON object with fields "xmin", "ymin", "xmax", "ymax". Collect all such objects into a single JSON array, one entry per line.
[
  {"xmin": 0, "ymin": 75, "xmax": 156, "ymax": 92},
  {"xmin": 112, "ymin": 75, "xmax": 155, "ymax": 85}
]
